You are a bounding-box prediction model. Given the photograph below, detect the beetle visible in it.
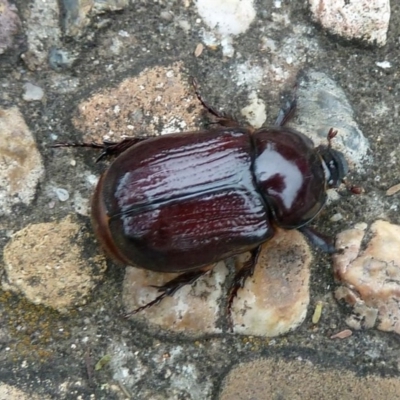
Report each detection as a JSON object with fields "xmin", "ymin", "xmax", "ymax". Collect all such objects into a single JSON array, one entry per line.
[{"xmin": 53, "ymin": 78, "xmax": 348, "ymax": 319}]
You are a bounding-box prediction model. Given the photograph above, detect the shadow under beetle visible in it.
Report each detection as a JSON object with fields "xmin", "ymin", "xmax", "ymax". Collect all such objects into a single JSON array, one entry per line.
[{"xmin": 53, "ymin": 78, "xmax": 348, "ymax": 320}]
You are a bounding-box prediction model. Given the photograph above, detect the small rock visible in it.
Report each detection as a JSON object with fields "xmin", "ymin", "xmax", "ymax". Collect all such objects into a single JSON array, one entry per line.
[
  {"xmin": 2, "ymin": 215, "xmax": 107, "ymax": 313},
  {"xmin": 0, "ymin": 107, "xmax": 44, "ymax": 217},
  {"xmin": 0, "ymin": 383, "xmax": 50, "ymax": 400},
  {"xmin": 376, "ymin": 61, "xmax": 392, "ymax": 69},
  {"xmin": 330, "ymin": 329, "xmax": 353, "ymax": 339},
  {"xmin": 54, "ymin": 187, "xmax": 70, "ymax": 202},
  {"xmin": 196, "ymin": 0, "xmax": 256, "ymax": 36},
  {"xmin": 73, "ymin": 62, "xmax": 204, "ymax": 142},
  {"xmin": 48, "ymin": 48, "xmax": 76, "ymax": 71},
  {"xmin": 240, "ymin": 90, "xmax": 267, "ymax": 128},
  {"xmin": 309, "ymin": 0, "xmax": 390, "ymax": 47},
  {"xmin": 291, "ymin": 70, "xmax": 369, "ymax": 169},
  {"xmin": 22, "ymin": 82, "xmax": 44, "ymax": 101},
  {"xmin": 0, "ymin": 0, "xmax": 21, "ymax": 55},
  {"xmin": 22, "ymin": 0, "xmax": 61, "ymax": 70},
  {"xmin": 232, "ymin": 229, "xmax": 311, "ymax": 337},
  {"xmin": 333, "ymin": 220, "xmax": 400, "ymax": 334},
  {"xmin": 93, "ymin": 0, "xmax": 129, "ymax": 13},
  {"xmin": 220, "ymin": 358, "xmax": 400, "ymax": 399},
  {"xmin": 62, "ymin": 0, "xmax": 130, "ymax": 37},
  {"xmin": 196, "ymin": 0, "xmax": 256, "ymax": 56},
  {"xmin": 386, "ymin": 183, "xmax": 400, "ymax": 196},
  {"xmin": 61, "ymin": 0, "xmax": 92, "ymax": 37},
  {"xmin": 194, "ymin": 43, "xmax": 204, "ymax": 57}
]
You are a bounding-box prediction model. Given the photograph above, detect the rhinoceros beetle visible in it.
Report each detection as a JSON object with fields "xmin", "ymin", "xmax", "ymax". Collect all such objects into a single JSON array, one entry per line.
[{"xmin": 53, "ymin": 78, "xmax": 348, "ymax": 318}]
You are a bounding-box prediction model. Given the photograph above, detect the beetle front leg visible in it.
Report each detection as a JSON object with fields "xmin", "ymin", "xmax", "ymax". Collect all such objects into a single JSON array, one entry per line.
[
  {"xmin": 227, "ymin": 246, "xmax": 262, "ymax": 329},
  {"xmin": 190, "ymin": 77, "xmax": 241, "ymax": 128},
  {"xmin": 123, "ymin": 265, "xmax": 214, "ymax": 318}
]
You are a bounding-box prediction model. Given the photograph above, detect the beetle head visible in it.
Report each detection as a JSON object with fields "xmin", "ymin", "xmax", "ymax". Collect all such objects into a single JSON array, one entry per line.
[{"xmin": 317, "ymin": 146, "xmax": 349, "ymax": 188}]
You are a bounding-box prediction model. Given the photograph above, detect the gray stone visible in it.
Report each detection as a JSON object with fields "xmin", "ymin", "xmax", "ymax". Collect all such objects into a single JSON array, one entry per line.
[
  {"xmin": 309, "ymin": 0, "xmax": 390, "ymax": 47},
  {"xmin": 0, "ymin": 107, "xmax": 44, "ymax": 217}
]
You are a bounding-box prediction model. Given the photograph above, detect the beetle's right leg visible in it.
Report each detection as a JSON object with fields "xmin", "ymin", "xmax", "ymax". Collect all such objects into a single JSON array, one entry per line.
[
  {"xmin": 123, "ymin": 265, "xmax": 214, "ymax": 318},
  {"xmin": 298, "ymin": 226, "xmax": 336, "ymax": 253},
  {"xmin": 226, "ymin": 246, "xmax": 262, "ymax": 329},
  {"xmin": 50, "ymin": 136, "xmax": 149, "ymax": 162},
  {"xmin": 190, "ymin": 77, "xmax": 240, "ymax": 128}
]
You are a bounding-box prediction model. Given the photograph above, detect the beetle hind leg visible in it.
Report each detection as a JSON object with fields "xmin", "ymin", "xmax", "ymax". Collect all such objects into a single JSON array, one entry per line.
[
  {"xmin": 124, "ymin": 266, "xmax": 213, "ymax": 318},
  {"xmin": 226, "ymin": 246, "xmax": 262, "ymax": 329}
]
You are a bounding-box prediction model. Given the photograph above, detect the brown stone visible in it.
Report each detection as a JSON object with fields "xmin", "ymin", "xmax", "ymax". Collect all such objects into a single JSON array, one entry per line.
[
  {"xmin": 232, "ymin": 229, "xmax": 311, "ymax": 336},
  {"xmin": 334, "ymin": 220, "xmax": 400, "ymax": 334},
  {"xmin": 2, "ymin": 215, "xmax": 107, "ymax": 312},
  {"xmin": 220, "ymin": 358, "xmax": 400, "ymax": 400}
]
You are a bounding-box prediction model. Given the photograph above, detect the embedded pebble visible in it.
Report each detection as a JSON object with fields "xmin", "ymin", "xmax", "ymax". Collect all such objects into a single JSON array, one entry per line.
[
  {"xmin": 290, "ymin": 70, "xmax": 369, "ymax": 169},
  {"xmin": 62, "ymin": 0, "xmax": 130, "ymax": 37},
  {"xmin": 330, "ymin": 213, "xmax": 343, "ymax": 222},
  {"xmin": 309, "ymin": 0, "xmax": 390, "ymax": 47},
  {"xmin": 48, "ymin": 48, "xmax": 76, "ymax": 70},
  {"xmin": 240, "ymin": 90, "xmax": 267, "ymax": 128},
  {"xmin": 231, "ymin": 229, "xmax": 311, "ymax": 337},
  {"xmin": 196, "ymin": 0, "xmax": 256, "ymax": 56},
  {"xmin": 0, "ymin": 0, "xmax": 21, "ymax": 55},
  {"xmin": 194, "ymin": 43, "xmax": 204, "ymax": 57},
  {"xmin": 196, "ymin": 0, "xmax": 256, "ymax": 36},
  {"xmin": 330, "ymin": 329, "xmax": 353, "ymax": 340},
  {"xmin": 376, "ymin": 61, "xmax": 392, "ymax": 69},
  {"xmin": 0, "ymin": 107, "xmax": 44, "ymax": 217},
  {"xmin": 21, "ymin": 0, "xmax": 61, "ymax": 70},
  {"xmin": 22, "ymin": 82, "xmax": 44, "ymax": 101},
  {"xmin": 72, "ymin": 62, "xmax": 204, "ymax": 142},
  {"xmin": 54, "ymin": 187, "xmax": 70, "ymax": 202},
  {"xmin": 333, "ymin": 220, "xmax": 400, "ymax": 334},
  {"xmin": 220, "ymin": 358, "xmax": 400, "ymax": 399},
  {"xmin": 122, "ymin": 262, "xmax": 228, "ymax": 336},
  {"xmin": 386, "ymin": 183, "xmax": 400, "ymax": 196},
  {"xmin": 2, "ymin": 216, "xmax": 107, "ymax": 313},
  {"xmin": 0, "ymin": 383, "xmax": 50, "ymax": 400}
]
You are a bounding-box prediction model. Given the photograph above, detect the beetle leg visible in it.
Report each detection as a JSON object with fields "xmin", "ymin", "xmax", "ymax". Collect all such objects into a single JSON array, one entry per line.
[
  {"xmin": 93, "ymin": 137, "xmax": 149, "ymax": 161},
  {"xmin": 50, "ymin": 136, "xmax": 148, "ymax": 162},
  {"xmin": 275, "ymin": 98, "xmax": 297, "ymax": 127},
  {"xmin": 190, "ymin": 77, "xmax": 240, "ymax": 128},
  {"xmin": 226, "ymin": 246, "xmax": 262, "ymax": 329},
  {"xmin": 299, "ymin": 226, "xmax": 336, "ymax": 253},
  {"xmin": 123, "ymin": 267, "xmax": 213, "ymax": 318}
]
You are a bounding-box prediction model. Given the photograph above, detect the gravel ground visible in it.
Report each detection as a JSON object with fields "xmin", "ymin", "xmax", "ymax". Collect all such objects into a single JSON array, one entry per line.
[{"xmin": 1, "ymin": 1, "xmax": 400, "ymax": 399}]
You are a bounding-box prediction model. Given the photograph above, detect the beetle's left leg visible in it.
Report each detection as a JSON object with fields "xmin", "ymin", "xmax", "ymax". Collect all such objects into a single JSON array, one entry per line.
[
  {"xmin": 124, "ymin": 265, "xmax": 214, "ymax": 318},
  {"xmin": 190, "ymin": 77, "xmax": 241, "ymax": 128},
  {"xmin": 51, "ymin": 136, "xmax": 149, "ymax": 162},
  {"xmin": 274, "ymin": 82, "xmax": 299, "ymax": 126},
  {"xmin": 226, "ymin": 246, "xmax": 262, "ymax": 328},
  {"xmin": 274, "ymin": 98, "xmax": 297, "ymax": 127}
]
